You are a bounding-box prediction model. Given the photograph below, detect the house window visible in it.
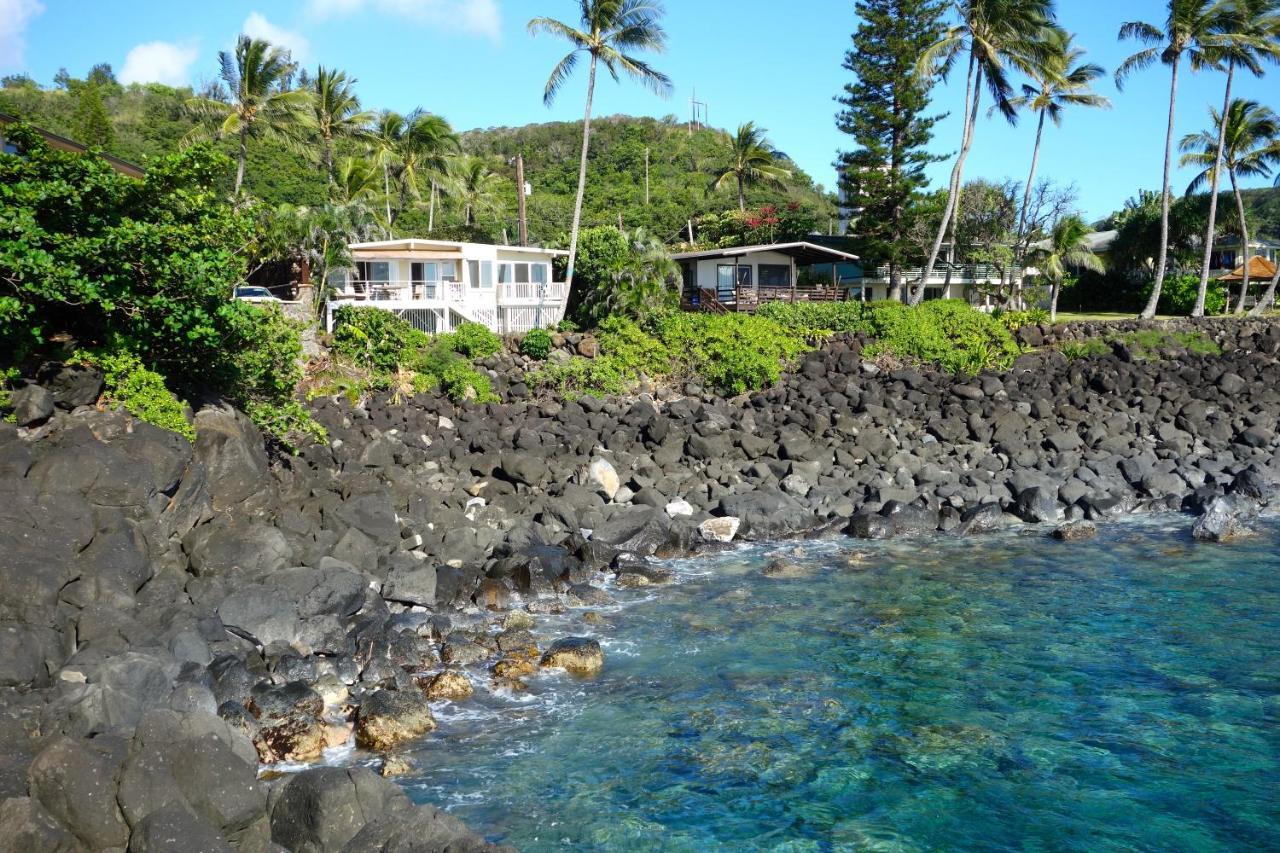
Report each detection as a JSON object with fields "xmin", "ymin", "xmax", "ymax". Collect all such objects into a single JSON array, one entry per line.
[
  {"xmin": 531, "ymin": 263, "xmax": 547, "ymax": 284},
  {"xmin": 467, "ymin": 260, "xmax": 494, "ymax": 289},
  {"xmin": 716, "ymin": 264, "xmax": 737, "ymax": 301},
  {"xmin": 923, "ymin": 286, "xmax": 944, "ymax": 301},
  {"xmin": 515, "ymin": 262, "xmax": 530, "ymax": 284},
  {"xmin": 758, "ymin": 264, "xmax": 790, "ymax": 287},
  {"xmin": 355, "ymin": 261, "xmax": 389, "ymax": 295}
]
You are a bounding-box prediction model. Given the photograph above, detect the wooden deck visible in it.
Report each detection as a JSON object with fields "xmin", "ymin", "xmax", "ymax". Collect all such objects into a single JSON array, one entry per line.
[{"xmin": 681, "ymin": 284, "xmax": 846, "ymax": 313}]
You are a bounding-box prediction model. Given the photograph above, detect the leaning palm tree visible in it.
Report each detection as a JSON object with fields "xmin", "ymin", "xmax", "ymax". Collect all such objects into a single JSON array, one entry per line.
[
  {"xmin": 712, "ymin": 122, "xmax": 792, "ymax": 211},
  {"xmin": 1008, "ymin": 30, "xmax": 1110, "ymax": 288},
  {"xmin": 1187, "ymin": 0, "xmax": 1280, "ymax": 315},
  {"xmin": 1036, "ymin": 213, "xmax": 1104, "ymax": 320},
  {"xmin": 332, "ymin": 155, "xmax": 381, "ymax": 205},
  {"xmin": 1116, "ymin": 0, "xmax": 1238, "ymax": 318},
  {"xmin": 529, "ymin": 0, "xmax": 672, "ymax": 298},
  {"xmin": 1253, "ymin": 163, "xmax": 1280, "ymax": 314},
  {"xmin": 1180, "ymin": 99, "xmax": 1280, "ymax": 311},
  {"xmin": 451, "ymin": 156, "xmax": 505, "ymax": 227},
  {"xmin": 311, "ymin": 66, "xmax": 373, "ymax": 185},
  {"xmin": 913, "ymin": 0, "xmax": 1057, "ymax": 305},
  {"xmin": 186, "ymin": 36, "xmax": 313, "ymax": 195}
]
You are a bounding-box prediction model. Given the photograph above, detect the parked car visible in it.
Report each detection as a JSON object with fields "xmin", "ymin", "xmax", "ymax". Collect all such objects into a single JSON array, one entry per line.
[{"xmin": 234, "ymin": 286, "xmax": 281, "ymax": 304}]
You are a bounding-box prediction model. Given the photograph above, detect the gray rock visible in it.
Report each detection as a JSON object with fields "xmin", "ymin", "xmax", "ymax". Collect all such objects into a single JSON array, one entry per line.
[
  {"xmin": 1192, "ymin": 494, "xmax": 1258, "ymax": 542},
  {"xmin": 382, "ymin": 564, "xmax": 437, "ymax": 608},
  {"xmin": 27, "ymin": 736, "xmax": 129, "ymax": 850},
  {"xmin": 126, "ymin": 801, "xmax": 233, "ymax": 853},
  {"xmin": 0, "ymin": 796, "xmax": 82, "ymax": 853},
  {"xmin": 11, "ymin": 385, "xmax": 55, "ymax": 427}
]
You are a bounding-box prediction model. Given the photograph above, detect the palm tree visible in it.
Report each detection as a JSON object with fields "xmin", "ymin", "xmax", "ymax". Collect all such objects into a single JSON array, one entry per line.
[
  {"xmin": 369, "ymin": 110, "xmax": 459, "ymax": 232},
  {"xmin": 451, "ymin": 156, "xmax": 505, "ymax": 227},
  {"xmin": 529, "ymin": 0, "xmax": 672, "ymax": 299},
  {"xmin": 913, "ymin": 0, "xmax": 1057, "ymax": 306},
  {"xmin": 1008, "ymin": 30, "xmax": 1110, "ymax": 294},
  {"xmin": 712, "ymin": 122, "xmax": 792, "ymax": 211},
  {"xmin": 186, "ymin": 36, "xmax": 313, "ymax": 195},
  {"xmin": 1253, "ymin": 164, "xmax": 1280, "ymax": 314},
  {"xmin": 311, "ymin": 66, "xmax": 373, "ymax": 185},
  {"xmin": 1116, "ymin": 0, "xmax": 1237, "ymax": 318},
  {"xmin": 1036, "ymin": 213, "xmax": 1104, "ymax": 320},
  {"xmin": 1186, "ymin": 0, "xmax": 1280, "ymax": 315},
  {"xmin": 332, "ymin": 155, "xmax": 381, "ymax": 205},
  {"xmin": 1180, "ymin": 99, "xmax": 1280, "ymax": 311}
]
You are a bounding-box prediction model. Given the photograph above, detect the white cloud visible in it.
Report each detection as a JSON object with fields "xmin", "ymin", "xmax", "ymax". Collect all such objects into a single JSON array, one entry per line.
[
  {"xmin": 305, "ymin": 0, "xmax": 500, "ymax": 41},
  {"xmin": 119, "ymin": 40, "xmax": 200, "ymax": 87},
  {"xmin": 242, "ymin": 12, "xmax": 311, "ymax": 62},
  {"xmin": 0, "ymin": 0, "xmax": 44, "ymax": 73}
]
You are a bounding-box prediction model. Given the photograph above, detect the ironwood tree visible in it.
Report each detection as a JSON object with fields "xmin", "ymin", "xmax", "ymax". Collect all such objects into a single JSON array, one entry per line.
[{"xmin": 836, "ymin": 0, "xmax": 947, "ymax": 301}]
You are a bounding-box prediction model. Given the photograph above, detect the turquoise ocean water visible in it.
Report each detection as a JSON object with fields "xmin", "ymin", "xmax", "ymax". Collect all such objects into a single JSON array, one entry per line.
[{"xmin": 399, "ymin": 517, "xmax": 1280, "ymax": 851}]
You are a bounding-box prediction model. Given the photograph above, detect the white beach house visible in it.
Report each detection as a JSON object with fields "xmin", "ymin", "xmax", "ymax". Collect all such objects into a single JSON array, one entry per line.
[{"xmin": 326, "ymin": 239, "xmax": 569, "ymax": 334}]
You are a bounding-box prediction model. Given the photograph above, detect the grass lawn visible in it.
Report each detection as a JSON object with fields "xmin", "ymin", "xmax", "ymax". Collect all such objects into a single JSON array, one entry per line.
[{"xmin": 1053, "ymin": 312, "xmax": 1176, "ymax": 323}]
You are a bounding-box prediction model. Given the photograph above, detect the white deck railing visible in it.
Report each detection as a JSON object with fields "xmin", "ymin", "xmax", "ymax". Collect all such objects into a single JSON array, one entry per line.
[{"xmin": 326, "ymin": 279, "xmax": 568, "ymax": 334}]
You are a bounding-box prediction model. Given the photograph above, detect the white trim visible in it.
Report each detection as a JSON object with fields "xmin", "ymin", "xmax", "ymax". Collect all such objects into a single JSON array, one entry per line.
[{"xmin": 671, "ymin": 241, "xmax": 860, "ymax": 262}]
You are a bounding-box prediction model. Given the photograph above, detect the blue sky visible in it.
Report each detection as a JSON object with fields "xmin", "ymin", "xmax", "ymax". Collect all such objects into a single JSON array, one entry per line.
[{"xmin": 4, "ymin": 0, "xmax": 1278, "ymax": 221}]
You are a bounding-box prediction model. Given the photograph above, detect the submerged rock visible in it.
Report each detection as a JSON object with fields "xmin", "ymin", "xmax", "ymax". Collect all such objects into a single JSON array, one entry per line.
[
  {"xmin": 540, "ymin": 638, "xmax": 604, "ymax": 676},
  {"xmin": 1052, "ymin": 522, "xmax": 1098, "ymax": 542},
  {"xmin": 420, "ymin": 671, "xmax": 473, "ymax": 701}
]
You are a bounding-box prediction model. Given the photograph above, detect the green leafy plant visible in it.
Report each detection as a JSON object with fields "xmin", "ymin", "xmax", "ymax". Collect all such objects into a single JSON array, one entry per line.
[
  {"xmin": 756, "ymin": 301, "xmax": 868, "ymax": 335},
  {"xmin": 991, "ymin": 307, "xmax": 1050, "ymax": 332},
  {"xmin": 71, "ymin": 347, "xmax": 194, "ymax": 440},
  {"xmin": 860, "ymin": 300, "xmax": 1021, "ymax": 375},
  {"xmin": 519, "ymin": 327, "xmax": 553, "ymax": 360},
  {"xmin": 1060, "ymin": 339, "xmax": 1110, "ymax": 360},
  {"xmin": 439, "ymin": 362, "xmax": 497, "ymax": 403},
  {"xmin": 657, "ymin": 313, "xmax": 808, "ymax": 395},
  {"xmin": 332, "ymin": 305, "xmax": 430, "ymax": 374},
  {"xmin": 448, "ymin": 321, "xmax": 502, "ymax": 358},
  {"xmin": 1147, "ymin": 274, "xmax": 1228, "ymax": 316}
]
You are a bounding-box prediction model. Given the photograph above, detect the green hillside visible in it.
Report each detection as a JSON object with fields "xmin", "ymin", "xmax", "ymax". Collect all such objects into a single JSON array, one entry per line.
[{"xmin": 1, "ymin": 76, "xmax": 834, "ymax": 247}]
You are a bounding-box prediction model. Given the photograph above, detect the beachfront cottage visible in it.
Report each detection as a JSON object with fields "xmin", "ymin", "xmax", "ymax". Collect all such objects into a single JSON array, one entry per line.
[
  {"xmin": 672, "ymin": 242, "xmax": 862, "ymax": 312},
  {"xmin": 326, "ymin": 239, "xmax": 569, "ymax": 334}
]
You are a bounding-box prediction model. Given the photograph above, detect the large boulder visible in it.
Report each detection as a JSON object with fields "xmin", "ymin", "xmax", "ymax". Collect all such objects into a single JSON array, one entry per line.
[
  {"xmin": 354, "ymin": 690, "xmax": 436, "ymax": 751},
  {"xmin": 27, "ymin": 736, "xmax": 130, "ymax": 850},
  {"xmin": 10, "ymin": 385, "xmax": 54, "ymax": 427},
  {"xmin": 192, "ymin": 408, "xmax": 272, "ymax": 511},
  {"xmin": 589, "ymin": 506, "xmax": 674, "ymax": 557},
  {"xmin": 1192, "ymin": 494, "xmax": 1258, "ymax": 542},
  {"xmin": 718, "ymin": 490, "xmax": 815, "ymax": 540},
  {"xmin": 540, "ymin": 637, "xmax": 604, "ymax": 676},
  {"xmin": 184, "ymin": 520, "xmax": 292, "ymax": 578},
  {"xmin": 0, "ymin": 796, "xmax": 82, "ymax": 853}
]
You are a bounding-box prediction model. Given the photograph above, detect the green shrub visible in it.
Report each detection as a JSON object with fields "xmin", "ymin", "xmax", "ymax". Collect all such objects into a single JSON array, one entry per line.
[
  {"xmin": 448, "ymin": 321, "xmax": 502, "ymax": 358},
  {"xmin": 756, "ymin": 301, "xmax": 868, "ymax": 335},
  {"xmin": 332, "ymin": 306, "xmax": 429, "ymax": 374},
  {"xmin": 439, "ymin": 362, "xmax": 497, "ymax": 403},
  {"xmin": 657, "ymin": 313, "xmax": 808, "ymax": 395},
  {"xmin": 597, "ymin": 317, "xmax": 671, "ymax": 377},
  {"xmin": 72, "ymin": 347, "xmax": 194, "ymax": 440},
  {"xmin": 860, "ymin": 300, "xmax": 1020, "ymax": 375},
  {"xmin": 1061, "ymin": 339, "xmax": 1110, "ymax": 360},
  {"xmin": 1149, "ymin": 274, "xmax": 1228, "ymax": 316},
  {"xmin": 531, "ymin": 356, "xmax": 628, "ymax": 400},
  {"xmin": 519, "ymin": 327, "xmax": 553, "ymax": 360},
  {"xmin": 991, "ymin": 307, "xmax": 1049, "ymax": 333},
  {"xmin": 245, "ymin": 399, "xmax": 327, "ymax": 449}
]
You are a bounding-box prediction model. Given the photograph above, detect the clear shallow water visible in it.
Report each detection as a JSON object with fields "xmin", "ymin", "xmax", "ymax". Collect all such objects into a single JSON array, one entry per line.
[{"xmin": 398, "ymin": 517, "xmax": 1280, "ymax": 851}]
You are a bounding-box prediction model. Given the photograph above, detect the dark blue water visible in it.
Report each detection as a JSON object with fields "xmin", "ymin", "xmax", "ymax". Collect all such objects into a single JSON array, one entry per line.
[{"xmin": 398, "ymin": 517, "xmax": 1280, "ymax": 851}]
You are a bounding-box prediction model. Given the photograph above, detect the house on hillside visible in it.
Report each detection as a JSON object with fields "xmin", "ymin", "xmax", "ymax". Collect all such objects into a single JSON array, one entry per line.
[
  {"xmin": 0, "ymin": 112, "xmax": 145, "ymax": 178},
  {"xmin": 325, "ymin": 239, "xmax": 569, "ymax": 334},
  {"xmin": 673, "ymin": 242, "xmax": 861, "ymax": 312}
]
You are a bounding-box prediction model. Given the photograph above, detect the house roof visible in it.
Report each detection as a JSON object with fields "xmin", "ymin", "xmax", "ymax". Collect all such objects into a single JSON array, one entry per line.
[
  {"xmin": 0, "ymin": 112, "xmax": 145, "ymax": 179},
  {"xmin": 349, "ymin": 238, "xmax": 568, "ymax": 256},
  {"xmin": 670, "ymin": 241, "xmax": 860, "ymax": 264},
  {"xmin": 1217, "ymin": 255, "xmax": 1278, "ymax": 281}
]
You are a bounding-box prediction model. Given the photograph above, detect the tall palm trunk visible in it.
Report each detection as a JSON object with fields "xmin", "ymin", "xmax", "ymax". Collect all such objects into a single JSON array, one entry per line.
[
  {"xmin": 919, "ymin": 54, "xmax": 981, "ymax": 306},
  {"xmin": 235, "ymin": 125, "xmax": 248, "ymax": 195},
  {"xmin": 1249, "ymin": 264, "xmax": 1280, "ymax": 315},
  {"xmin": 428, "ymin": 180, "xmax": 436, "ymax": 232},
  {"xmin": 737, "ymin": 174, "xmax": 746, "ymax": 211},
  {"xmin": 565, "ymin": 53, "xmax": 599, "ymax": 294},
  {"xmin": 1013, "ymin": 108, "xmax": 1047, "ymax": 308},
  {"xmin": 1194, "ymin": 65, "xmax": 1234, "ymax": 317},
  {"xmin": 322, "ymin": 132, "xmax": 334, "ymax": 185},
  {"xmin": 1142, "ymin": 59, "xmax": 1180, "ymax": 319},
  {"xmin": 382, "ymin": 163, "xmax": 393, "ymax": 238},
  {"xmin": 1231, "ymin": 171, "xmax": 1251, "ymax": 312},
  {"xmin": 1050, "ymin": 277, "xmax": 1061, "ymax": 322}
]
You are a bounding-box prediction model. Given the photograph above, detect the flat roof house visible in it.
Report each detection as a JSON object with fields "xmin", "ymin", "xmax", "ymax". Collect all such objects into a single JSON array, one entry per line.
[
  {"xmin": 326, "ymin": 239, "xmax": 569, "ymax": 335},
  {"xmin": 672, "ymin": 242, "xmax": 861, "ymax": 312}
]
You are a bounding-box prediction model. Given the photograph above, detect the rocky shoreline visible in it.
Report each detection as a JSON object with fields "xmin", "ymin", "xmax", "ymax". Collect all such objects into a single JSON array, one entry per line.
[{"xmin": 2, "ymin": 317, "xmax": 1279, "ymax": 851}]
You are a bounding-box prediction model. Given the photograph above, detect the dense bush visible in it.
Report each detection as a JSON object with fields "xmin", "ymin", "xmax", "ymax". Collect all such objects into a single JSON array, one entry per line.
[
  {"xmin": 861, "ymin": 300, "xmax": 1022, "ymax": 374},
  {"xmin": 519, "ymin": 328, "xmax": 553, "ymax": 360},
  {"xmin": 1, "ymin": 125, "xmax": 322, "ymax": 447},
  {"xmin": 71, "ymin": 347, "xmax": 194, "ymax": 439},
  {"xmin": 991, "ymin": 307, "xmax": 1049, "ymax": 333},
  {"xmin": 328, "ymin": 308, "xmax": 499, "ymax": 405},
  {"xmin": 1149, "ymin": 274, "xmax": 1228, "ymax": 316},
  {"xmin": 756, "ymin": 301, "xmax": 868, "ymax": 334},
  {"xmin": 447, "ymin": 321, "xmax": 502, "ymax": 358},
  {"xmin": 565, "ymin": 226, "xmax": 679, "ymax": 330},
  {"xmin": 657, "ymin": 313, "xmax": 808, "ymax": 395},
  {"xmin": 332, "ymin": 305, "xmax": 430, "ymax": 373}
]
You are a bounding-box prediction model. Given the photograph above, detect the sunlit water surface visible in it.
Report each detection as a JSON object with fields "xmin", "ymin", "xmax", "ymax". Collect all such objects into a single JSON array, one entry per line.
[{"xmin": 391, "ymin": 517, "xmax": 1280, "ymax": 851}]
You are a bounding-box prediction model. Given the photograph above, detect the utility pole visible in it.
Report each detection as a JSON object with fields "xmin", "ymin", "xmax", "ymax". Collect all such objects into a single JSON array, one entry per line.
[
  {"xmin": 644, "ymin": 147, "xmax": 650, "ymax": 206},
  {"xmin": 514, "ymin": 152, "xmax": 528, "ymax": 247}
]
